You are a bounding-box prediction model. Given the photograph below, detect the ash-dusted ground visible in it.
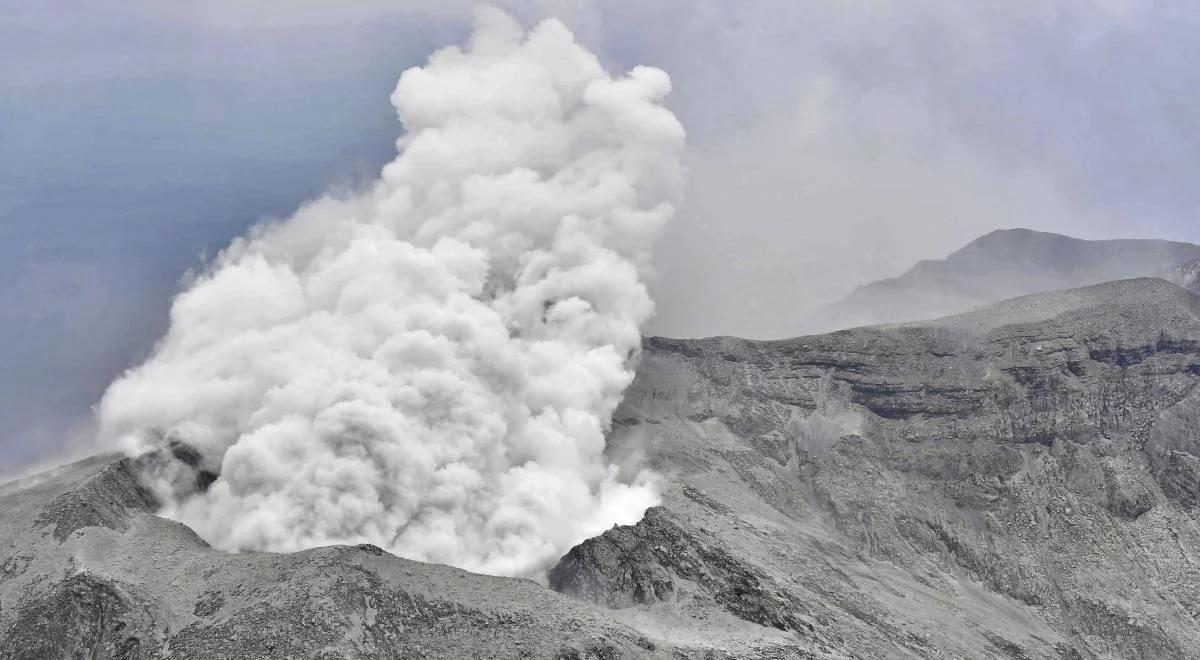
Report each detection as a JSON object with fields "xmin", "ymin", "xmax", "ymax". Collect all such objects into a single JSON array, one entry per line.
[{"xmin": 4, "ymin": 277, "xmax": 1200, "ymax": 658}]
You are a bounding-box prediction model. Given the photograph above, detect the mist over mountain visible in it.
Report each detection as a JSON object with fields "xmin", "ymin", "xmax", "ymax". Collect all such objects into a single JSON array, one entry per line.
[
  {"xmin": 8, "ymin": 2, "xmax": 1200, "ymax": 657},
  {"xmin": 813, "ymin": 228, "xmax": 1200, "ymax": 333},
  {"xmin": 1176, "ymin": 259, "xmax": 1200, "ymax": 292},
  {"xmin": 6, "ymin": 276, "xmax": 1200, "ymax": 657}
]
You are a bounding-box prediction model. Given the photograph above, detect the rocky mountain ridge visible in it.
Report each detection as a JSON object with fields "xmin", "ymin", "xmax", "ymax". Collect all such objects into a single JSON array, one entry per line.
[
  {"xmin": 813, "ymin": 228, "xmax": 1200, "ymax": 332},
  {"xmin": 4, "ymin": 277, "xmax": 1200, "ymax": 658}
]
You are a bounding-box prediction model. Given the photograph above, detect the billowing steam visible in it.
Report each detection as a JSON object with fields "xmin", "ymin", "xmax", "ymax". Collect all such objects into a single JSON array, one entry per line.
[{"xmin": 96, "ymin": 8, "xmax": 683, "ymax": 577}]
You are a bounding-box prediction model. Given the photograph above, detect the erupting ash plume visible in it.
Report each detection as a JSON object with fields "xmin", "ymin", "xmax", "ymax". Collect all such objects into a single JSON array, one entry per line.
[{"xmin": 96, "ymin": 8, "xmax": 684, "ymax": 577}]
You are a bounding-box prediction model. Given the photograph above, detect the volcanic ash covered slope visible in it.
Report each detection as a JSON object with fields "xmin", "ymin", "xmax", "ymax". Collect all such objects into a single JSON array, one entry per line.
[
  {"xmin": 0, "ymin": 455, "xmax": 789, "ymax": 659},
  {"xmin": 4, "ymin": 277, "xmax": 1200, "ymax": 658},
  {"xmin": 556, "ymin": 277, "xmax": 1200, "ymax": 658}
]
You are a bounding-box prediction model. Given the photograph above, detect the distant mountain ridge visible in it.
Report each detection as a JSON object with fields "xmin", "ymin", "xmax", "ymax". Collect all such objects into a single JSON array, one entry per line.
[{"xmin": 814, "ymin": 228, "xmax": 1200, "ymax": 332}]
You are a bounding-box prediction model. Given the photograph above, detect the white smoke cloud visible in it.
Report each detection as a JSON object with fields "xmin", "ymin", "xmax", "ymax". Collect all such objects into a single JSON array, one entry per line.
[{"xmin": 96, "ymin": 7, "xmax": 683, "ymax": 578}]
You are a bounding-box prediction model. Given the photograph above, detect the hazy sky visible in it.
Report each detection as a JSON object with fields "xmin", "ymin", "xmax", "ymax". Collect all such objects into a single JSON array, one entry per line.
[{"xmin": 3, "ymin": 0, "xmax": 1200, "ymax": 469}]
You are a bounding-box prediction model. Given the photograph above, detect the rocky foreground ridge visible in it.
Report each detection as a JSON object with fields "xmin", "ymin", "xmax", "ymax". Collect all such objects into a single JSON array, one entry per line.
[{"xmin": 4, "ymin": 278, "xmax": 1200, "ymax": 658}]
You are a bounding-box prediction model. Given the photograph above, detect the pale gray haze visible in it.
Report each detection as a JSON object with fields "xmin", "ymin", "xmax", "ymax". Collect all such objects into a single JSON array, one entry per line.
[{"xmin": 3, "ymin": 1, "xmax": 1200, "ymax": 471}]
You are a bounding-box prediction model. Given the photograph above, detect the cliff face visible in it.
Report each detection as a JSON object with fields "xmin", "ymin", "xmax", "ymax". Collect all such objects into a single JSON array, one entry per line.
[
  {"xmin": 4, "ymin": 278, "xmax": 1200, "ymax": 658},
  {"xmin": 554, "ymin": 278, "xmax": 1200, "ymax": 658}
]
